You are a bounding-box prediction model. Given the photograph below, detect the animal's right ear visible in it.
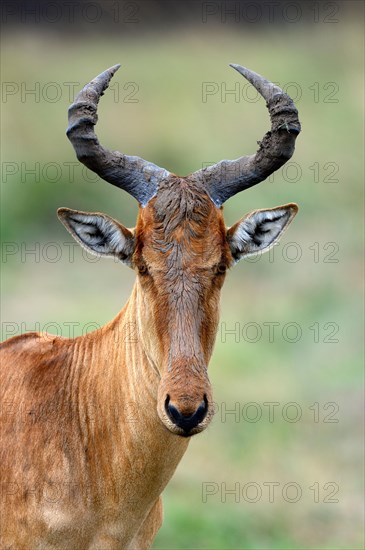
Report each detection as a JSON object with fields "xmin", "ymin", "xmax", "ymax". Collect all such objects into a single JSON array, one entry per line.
[{"xmin": 57, "ymin": 208, "xmax": 135, "ymax": 266}]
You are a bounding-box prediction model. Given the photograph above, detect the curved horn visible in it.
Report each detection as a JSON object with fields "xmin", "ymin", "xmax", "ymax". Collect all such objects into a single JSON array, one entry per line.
[
  {"xmin": 67, "ymin": 64, "xmax": 170, "ymax": 206},
  {"xmin": 193, "ymin": 64, "xmax": 301, "ymax": 206}
]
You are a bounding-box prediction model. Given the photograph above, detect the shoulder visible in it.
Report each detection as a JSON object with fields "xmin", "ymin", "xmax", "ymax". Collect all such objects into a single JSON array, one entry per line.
[{"xmin": 1, "ymin": 332, "xmax": 68, "ymax": 354}]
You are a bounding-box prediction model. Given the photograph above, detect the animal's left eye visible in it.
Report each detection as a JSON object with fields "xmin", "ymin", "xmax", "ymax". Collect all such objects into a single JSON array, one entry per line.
[
  {"xmin": 215, "ymin": 263, "xmax": 227, "ymax": 275},
  {"xmin": 137, "ymin": 263, "xmax": 148, "ymax": 275}
]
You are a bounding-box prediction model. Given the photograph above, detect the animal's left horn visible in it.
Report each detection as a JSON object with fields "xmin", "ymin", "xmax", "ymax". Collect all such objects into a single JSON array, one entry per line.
[
  {"xmin": 193, "ymin": 64, "xmax": 301, "ymax": 206},
  {"xmin": 67, "ymin": 64, "xmax": 170, "ymax": 206}
]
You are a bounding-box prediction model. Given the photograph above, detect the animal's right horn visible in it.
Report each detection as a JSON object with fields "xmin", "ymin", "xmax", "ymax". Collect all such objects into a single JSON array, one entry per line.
[{"xmin": 67, "ymin": 65, "xmax": 170, "ymax": 206}]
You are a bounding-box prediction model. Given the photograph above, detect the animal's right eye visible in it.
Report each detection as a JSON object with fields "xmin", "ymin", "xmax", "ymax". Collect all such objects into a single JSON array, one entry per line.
[{"xmin": 137, "ymin": 263, "xmax": 148, "ymax": 275}]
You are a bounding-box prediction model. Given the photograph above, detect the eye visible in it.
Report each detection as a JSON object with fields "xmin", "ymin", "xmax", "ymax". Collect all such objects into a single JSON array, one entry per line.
[
  {"xmin": 215, "ymin": 262, "xmax": 227, "ymax": 275},
  {"xmin": 137, "ymin": 263, "xmax": 148, "ymax": 275}
]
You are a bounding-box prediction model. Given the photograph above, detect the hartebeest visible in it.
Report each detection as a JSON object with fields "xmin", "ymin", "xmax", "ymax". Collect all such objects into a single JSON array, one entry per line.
[{"xmin": 0, "ymin": 64, "xmax": 300, "ymax": 548}]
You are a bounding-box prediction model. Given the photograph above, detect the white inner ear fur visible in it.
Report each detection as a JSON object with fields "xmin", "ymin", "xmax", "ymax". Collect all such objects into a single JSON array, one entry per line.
[
  {"xmin": 228, "ymin": 205, "xmax": 297, "ymax": 263},
  {"xmin": 58, "ymin": 209, "xmax": 134, "ymax": 265}
]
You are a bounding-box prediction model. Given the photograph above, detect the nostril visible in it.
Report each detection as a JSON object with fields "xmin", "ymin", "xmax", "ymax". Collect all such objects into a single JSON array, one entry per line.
[
  {"xmin": 195, "ymin": 394, "xmax": 208, "ymax": 422},
  {"xmin": 165, "ymin": 395, "xmax": 181, "ymax": 424},
  {"xmin": 165, "ymin": 394, "xmax": 208, "ymax": 432}
]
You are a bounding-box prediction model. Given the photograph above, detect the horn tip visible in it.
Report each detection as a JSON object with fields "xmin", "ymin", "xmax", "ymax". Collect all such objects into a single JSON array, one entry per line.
[
  {"xmin": 229, "ymin": 63, "xmax": 246, "ymax": 71},
  {"xmin": 229, "ymin": 63, "xmax": 251, "ymax": 79},
  {"xmin": 109, "ymin": 63, "xmax": 121, "ymax": 74}
]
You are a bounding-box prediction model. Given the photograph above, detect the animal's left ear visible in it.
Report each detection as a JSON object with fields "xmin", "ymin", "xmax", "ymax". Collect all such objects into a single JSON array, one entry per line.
[{"xmin": 227, "ymin": 203, "xmax": 298, "ymax": 263}]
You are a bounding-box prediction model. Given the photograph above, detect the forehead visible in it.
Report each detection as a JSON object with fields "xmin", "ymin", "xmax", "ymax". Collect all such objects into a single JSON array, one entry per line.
[{"xmin": 135, "ymin": 177, "xmax": 227, "ymax": 264}]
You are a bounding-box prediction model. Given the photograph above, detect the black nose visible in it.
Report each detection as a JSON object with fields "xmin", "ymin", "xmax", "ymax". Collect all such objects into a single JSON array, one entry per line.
[{"xmin": 165, "ymin": 395, "xmax": 208, "ymax": 434}]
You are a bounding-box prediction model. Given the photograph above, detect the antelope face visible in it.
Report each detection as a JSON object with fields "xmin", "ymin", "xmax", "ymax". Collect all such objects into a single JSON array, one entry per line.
[
  {"xmin": 59, "ymin": 185, "xmax": 297, "ymax": 436},
  {"xmin": 60, "ymin": 63, "xmax": 300, "ymax": 437},
  {"xmin": 133, "ymin": 178, "xmax": 228, "ymax": 436}
]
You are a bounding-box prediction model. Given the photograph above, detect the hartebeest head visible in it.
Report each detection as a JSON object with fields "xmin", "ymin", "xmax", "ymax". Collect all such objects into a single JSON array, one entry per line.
[{"xmin": 59, "ymin": 64, "xmax": 300, "ymax": 437}]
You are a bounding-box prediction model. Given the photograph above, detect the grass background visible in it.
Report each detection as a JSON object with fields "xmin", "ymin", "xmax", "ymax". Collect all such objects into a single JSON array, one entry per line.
[{"xmin": 1, "ymin": 2, "xmax": 364, "ymax": 548}]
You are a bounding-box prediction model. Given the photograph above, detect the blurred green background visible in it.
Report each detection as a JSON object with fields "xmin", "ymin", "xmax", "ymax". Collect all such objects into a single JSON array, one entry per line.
[{"xmin": 1, "ymin": 1, "xmax": 363, "ymax": 548}]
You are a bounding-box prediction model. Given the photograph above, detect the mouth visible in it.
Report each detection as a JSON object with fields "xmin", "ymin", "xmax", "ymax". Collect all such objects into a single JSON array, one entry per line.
[{"xmin": 163, "ymin": 422, "xmax": 207, "ymax": 438}]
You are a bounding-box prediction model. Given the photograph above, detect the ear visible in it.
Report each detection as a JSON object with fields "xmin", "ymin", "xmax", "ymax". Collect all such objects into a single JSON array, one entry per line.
[
  {"xmin": 58, "ymin": 208, "xmax": 135, "ymax": 266},
  {"xmin": 227, "ymin": 203, "xmax": 298, "ymax": 263}
]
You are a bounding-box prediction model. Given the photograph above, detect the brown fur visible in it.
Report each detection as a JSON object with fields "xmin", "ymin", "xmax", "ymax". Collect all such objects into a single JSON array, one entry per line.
[
  {"xmin": 1, "ymin": 173, "xmax": 297, "ymax": 547},
  {"xmin": 0, "ymin": 177, "xmax": 230, "ymax": 548}
]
